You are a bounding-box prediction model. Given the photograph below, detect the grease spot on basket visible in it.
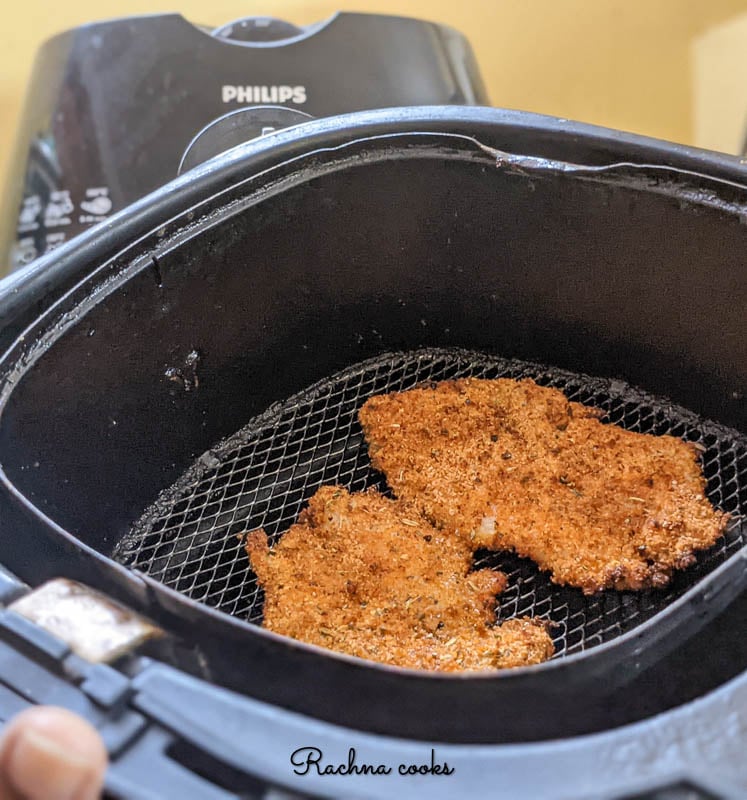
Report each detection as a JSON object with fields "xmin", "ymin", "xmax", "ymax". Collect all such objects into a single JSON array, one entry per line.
[{"xmin": 165, "ymin": 349, "xmax": 201, "ymax": 391}]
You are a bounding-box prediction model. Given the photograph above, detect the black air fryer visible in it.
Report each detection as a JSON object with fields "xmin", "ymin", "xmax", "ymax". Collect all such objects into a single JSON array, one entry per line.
[
  {"xmin": 0, "ymin": 12, "xmax": 486, "ymax": 272},
  {"xmin": 0, "ymin": 13, "xmax": 746, "ymax": 800}
]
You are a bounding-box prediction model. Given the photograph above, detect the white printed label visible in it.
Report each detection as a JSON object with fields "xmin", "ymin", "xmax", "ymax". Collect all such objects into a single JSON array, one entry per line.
[
  {"xmin": 12, "ymin": 237, "xmax": 38, "ymax": 267},
  {"xmin": 221, "ymin": 85, "xmax": 307, "ymax": 104},
  {"xmin": 79, "ymin": 187, "xmax": 112, "ymax": 224},
  {"xmin": 45, "ymin": 190, "xmax": 74, "ymax": 227},
  {"xmin": 44, "ymin": 232, "xmax": 67, "ymax": 253},
  {"xmin": 17, "ymin": 195, "xmax": 42, "ymax": 232}
]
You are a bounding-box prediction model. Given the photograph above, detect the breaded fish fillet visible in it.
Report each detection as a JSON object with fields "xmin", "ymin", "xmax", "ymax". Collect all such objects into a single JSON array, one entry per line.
[
  {"xmin": 246, "ymin": 486, "xmax": 553, "ymax": 671},
  {"xmin": 359, "ymin": 378, "xmax": 728, "ymax": 594}
]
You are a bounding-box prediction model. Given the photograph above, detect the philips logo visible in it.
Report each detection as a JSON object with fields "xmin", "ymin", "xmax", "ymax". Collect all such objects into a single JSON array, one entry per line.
[{"xmin": 222, "ymin": 85, "xmax": 307, "ymax": 104}]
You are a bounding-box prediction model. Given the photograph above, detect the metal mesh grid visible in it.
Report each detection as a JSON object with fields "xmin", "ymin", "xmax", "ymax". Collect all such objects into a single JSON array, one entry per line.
[{"xmin": 117, "ymin": 349, "xmax": 747, "ymax": 659}]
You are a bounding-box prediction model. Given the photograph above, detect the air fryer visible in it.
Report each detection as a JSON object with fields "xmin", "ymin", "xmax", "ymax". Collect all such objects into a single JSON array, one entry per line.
[{"xmin": 0, "ymin": 106, "xmax": 745, "ymax": 799}]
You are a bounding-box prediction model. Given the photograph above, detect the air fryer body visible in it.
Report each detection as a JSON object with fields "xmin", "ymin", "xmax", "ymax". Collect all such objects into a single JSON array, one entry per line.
[
  {"xmin": 0, "ymin": 109, "xmax": 745, "ymax": 765},
  {"xmin": 0, "ymin": 12, "xmax": 487, "ymax": 272}
]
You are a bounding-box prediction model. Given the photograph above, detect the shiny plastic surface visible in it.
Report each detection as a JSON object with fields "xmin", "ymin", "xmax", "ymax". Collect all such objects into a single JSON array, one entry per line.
[{"xmin": 0, "ymin": 12, "xmax": 487, "ymax": 272}]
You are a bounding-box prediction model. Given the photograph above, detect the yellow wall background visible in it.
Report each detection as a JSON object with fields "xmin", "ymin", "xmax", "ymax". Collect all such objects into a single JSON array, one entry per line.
[
  {"xmin": 694, "ymin": 9, "xmax": 747, "ymax": 153},
  {"xmin": 2, "ymin": 0, "xmax": 747, "ymax": 182}
]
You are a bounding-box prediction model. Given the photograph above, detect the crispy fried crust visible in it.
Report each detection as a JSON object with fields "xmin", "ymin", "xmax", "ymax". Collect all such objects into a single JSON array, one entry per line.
[
  {"xmin": 359, "ymin": 378, "xmax": 728, "ymax": 594},
  {"xmin": 246, "ymin": 486, "xmax": 554, "ymax": 671}
]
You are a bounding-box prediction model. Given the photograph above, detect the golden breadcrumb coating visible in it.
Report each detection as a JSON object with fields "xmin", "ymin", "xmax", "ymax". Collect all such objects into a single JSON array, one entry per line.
[
  {"xmin": 359, "ymin": 378, "xmax": 727, "ymax": 594},
  {"xmin": 246, "ymin": 486, "xmax": 553, "ymax": 670}
]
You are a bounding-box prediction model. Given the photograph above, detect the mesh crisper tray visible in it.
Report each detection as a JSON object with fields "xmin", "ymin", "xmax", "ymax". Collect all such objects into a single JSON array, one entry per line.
[{"xmin": 117, "ymin": 349, "xmax": 747, "ymax": 659}]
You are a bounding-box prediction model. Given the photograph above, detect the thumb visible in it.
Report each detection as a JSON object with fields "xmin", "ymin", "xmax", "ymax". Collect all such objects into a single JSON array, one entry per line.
[{"xmin": 0, "ymin": 706, "xmax": 108, "ymax": 800}]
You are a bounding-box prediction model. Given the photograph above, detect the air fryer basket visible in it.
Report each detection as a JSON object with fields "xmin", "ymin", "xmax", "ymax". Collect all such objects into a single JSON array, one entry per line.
[
  {"xmin": 0, "ymin": 109, "xmax": 745, "ymax": 743},
  {"xmin": 119, "ymin": 348, "xmax": 745, "ymax": 660}
]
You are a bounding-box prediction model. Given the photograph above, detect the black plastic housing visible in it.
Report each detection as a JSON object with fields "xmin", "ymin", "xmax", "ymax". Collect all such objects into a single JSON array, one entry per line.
[
  {"xmin": 1, "ymin": 12, "xmax": 487, "ymax": 271},
  {"xmin": 0, "ymin": 107, "xmax": 745, "ymax": 745}
]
